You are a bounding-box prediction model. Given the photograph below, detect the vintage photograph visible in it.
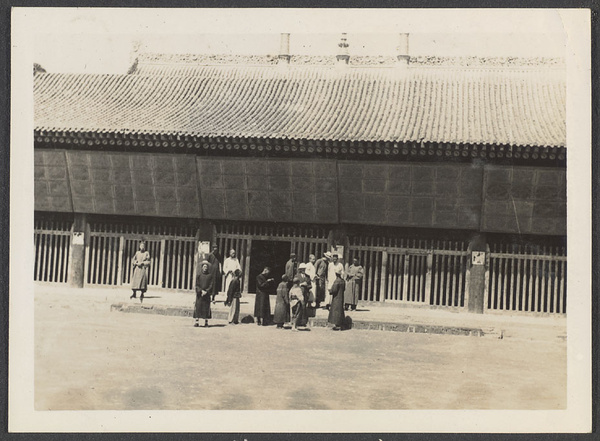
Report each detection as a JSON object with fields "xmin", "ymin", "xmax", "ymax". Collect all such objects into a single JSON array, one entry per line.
[{"xmin": 10, "ymin": 8, "xmax": 591, "ymax": 433}]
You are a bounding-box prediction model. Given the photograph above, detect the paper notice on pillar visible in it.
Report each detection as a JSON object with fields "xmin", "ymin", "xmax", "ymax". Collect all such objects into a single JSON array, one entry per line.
[
  {"xmin": 72, "ymin": 232, "xmax": 84, "ymax": 245},
  {"xmin": 471, "ymin": 251, "xmax": 485, "ymax": 265},
  {"xmin": 200, "ymin": 241, "xmax": 210, "ymax": 254}
]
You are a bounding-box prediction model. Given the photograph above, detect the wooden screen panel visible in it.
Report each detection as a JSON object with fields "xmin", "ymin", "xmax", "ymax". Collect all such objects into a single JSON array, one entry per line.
[
  {"xmin": 487, "ymin": 245, "xmax": 566, "ymax": 314},
  {"xmin": 34, "ymin": 231, "xmax": 71, "ymax": 283},
  {"xmin": 163, "ymin": 239, "xmax": 196, "ymax": 290}
]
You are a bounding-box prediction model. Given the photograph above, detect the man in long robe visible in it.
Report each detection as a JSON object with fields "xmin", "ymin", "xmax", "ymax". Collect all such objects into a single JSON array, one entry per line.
[
  {"xmin": 296, "ymin": 263, "xmax": 312, "ymax": 327},
  {"xmin": 194, "ymin": 261, "xmax": 214, "ymax": 328},
  {"xmin": 325, "ymin": 253, "xmax": 344, "ymax": 309},
  {"xmin": 314, "ymin": 252, "xmax": 330, "ymax": 308},
  {"xmin": 130, "ymin": 241, "xmax": 150, "ymax": 302},
  {"xmin": 223, "ymin": 248, "xmax": 241, "ymax": 296},
  {"xmin": 225, "ymin": 269, "xmax": 242, "ymax": 324},
  {"xmin": 305, "ymin": 254, "xmax": 317, "ymax": 306},
  {"xmin": 254, "ymin": 267, "xmax": 275, "ymax": 326},
  {"xmin": 344, "ymin": 257, "xmax": 364, "ymax": 311},
  {"xmin": 273, "ymin": 275, "xmax": 290, "ymax": 329},
  {"xmin": 206, "ymin": 245, "xmax": 223, "ymax": 299},
  {"xmin": 328, "ymin": 267, "xmax": 346, "ymax": 330},
  {"xmin": 285, "ymin": 253, "xmax": 298, "ymax": 288}
]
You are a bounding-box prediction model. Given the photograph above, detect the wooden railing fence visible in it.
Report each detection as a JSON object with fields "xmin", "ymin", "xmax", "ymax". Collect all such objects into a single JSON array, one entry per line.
[
  {"xmin": 34, "ymin": 218, "xmax": 72, "ymax": 283},
  {"xmin": 486, "ymin": 244, "xmax": 566, "ymax": 314}
]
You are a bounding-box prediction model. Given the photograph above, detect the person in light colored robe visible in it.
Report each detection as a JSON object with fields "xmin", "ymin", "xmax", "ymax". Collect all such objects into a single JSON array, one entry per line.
[
  {"xmin": 130, "ymin": 241, "xmax": 150, "ymax": 302},
  {"xmin": 344, "ymin": 258, "xmax": 364, "ymax": 311},
  {"xmin": 305, "ymin": 254, "xmax": 317, "ymax": 306},
  {"xmin": 223, "ymin": 248, "xmax": 241, "ymax": 296}
]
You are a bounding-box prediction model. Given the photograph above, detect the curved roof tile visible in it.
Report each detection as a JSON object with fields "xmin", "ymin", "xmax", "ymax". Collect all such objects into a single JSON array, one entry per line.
[{"xmin": 34, "ymin": 65, "xmax": 566, "ymax": 147}]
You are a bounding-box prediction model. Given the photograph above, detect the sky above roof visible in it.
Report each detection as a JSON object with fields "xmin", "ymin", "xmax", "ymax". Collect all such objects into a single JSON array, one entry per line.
[
  {"xmin": 30, "ymin": 9, "xmax": 567, "ymax": 75},
  {"xmin": 35, "ymin": 33, "xmax": 566, "ymax": 75}
]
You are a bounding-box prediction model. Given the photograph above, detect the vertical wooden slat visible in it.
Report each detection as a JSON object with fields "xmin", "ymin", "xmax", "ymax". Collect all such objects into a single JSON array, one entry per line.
[
  {"xmin": 402, "ymin": 253, "xmax": 409, "ymax": 302},
  {"xmin": 508, "ymin": 254, "xmax": 515, "ymax": 310},
  {"xmin": 40, "ymin": 234, "xmax": 48, "ymax": 282},
  {"xmin": 243, "ymin": 239, "xmax": 252, "ymax": 293},
  {"xmin": 380, "ymin": 251, "xmax": 387, "ymax": 303},
  {"xmin": 424, "ymin": 252, "xmax": 432, "ymax": 305}
]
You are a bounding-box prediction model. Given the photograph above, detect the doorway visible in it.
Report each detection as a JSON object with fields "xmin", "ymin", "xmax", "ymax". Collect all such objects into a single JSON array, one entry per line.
[{"xmin": 248, "ymin": 240, "xmax": 291, "ymax": 293}]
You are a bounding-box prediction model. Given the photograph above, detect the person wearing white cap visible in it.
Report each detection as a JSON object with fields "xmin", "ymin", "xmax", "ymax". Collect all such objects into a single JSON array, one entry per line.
[
  {"xmin": 223, "ymin": 248, "xmax": 241, "ymax": 296},
  {"xmin": 326, "ymin": 253, "xmax": 344, "ymax": 309},
  {"xmin": 328, "ymin": 266, "xmax": 346, "ymax": 330}
]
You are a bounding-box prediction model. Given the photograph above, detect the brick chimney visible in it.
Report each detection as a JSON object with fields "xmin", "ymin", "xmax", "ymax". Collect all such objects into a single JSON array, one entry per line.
[
  {"xmin": 278, "ymin": 33, "xmax": 291, "ymax": 65},
  {"xmin": 397, "ymin": 33, "xmax": 410, "ymax": 67},
  {"xmin": 336, "ymin": 33, "xmax": 350, "ymax": 66}
]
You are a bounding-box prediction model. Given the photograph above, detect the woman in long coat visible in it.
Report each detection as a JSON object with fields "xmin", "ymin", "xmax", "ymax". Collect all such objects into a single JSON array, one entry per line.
[
  {"xmin": 273, "ymin": 275, "xmax": 290, "ymax": 329},
  {"xmin": 194, "ymin": 261, "xmax": 214, "ymax": 327},
  {"xmin": 130, "ymin": 241, "xmax": 150, "ymax": 302},
  {"xmin": 328, "ymin": 268, "xmax": 346, "ymax": 330},
  {"xmin": 344, "ymin": 258, "xmax": 364, "ymax": 311},
  {"xmin": 254, "ymin": 267, "xmax": 275, "ymax": 326}
]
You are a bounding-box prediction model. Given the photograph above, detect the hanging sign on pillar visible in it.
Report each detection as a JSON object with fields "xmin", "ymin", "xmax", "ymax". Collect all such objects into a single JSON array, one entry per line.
[
  {"xmin": 72, "ymin": 232, "xmax": 84, "ymax": 246},
  {"xmin": 332, "ymin": 245, "xmax": 344, "ymax": 259},
  {"xmin": 471, "ymin": 251, "xmax": 485, "ymax": 266},
  {"xmin": 199, "ymin": 241, "xmax": 211, "ymax": 255}
]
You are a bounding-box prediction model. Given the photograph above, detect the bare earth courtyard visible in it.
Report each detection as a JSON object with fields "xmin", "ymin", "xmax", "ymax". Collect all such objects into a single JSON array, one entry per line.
[{"xmin": 35, "ymin": 287, "xmax": 566, "ymax": 410}]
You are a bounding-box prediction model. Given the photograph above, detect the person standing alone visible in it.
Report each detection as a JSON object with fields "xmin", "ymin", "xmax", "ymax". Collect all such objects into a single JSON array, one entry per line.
[
  {"xmin": 254, "ymin": 267, "xmax": 275, "ymax": 326},
  {"xmin": 328, "ymin": 267, "xmax": 346, "ymax": 331},
  {"xmin": 130, "ymin": 241, "xmax": 150, "ymax": 302},
  {"xmin": 194, "ymin": 260, "xmax": 214, "ymax": 328}
]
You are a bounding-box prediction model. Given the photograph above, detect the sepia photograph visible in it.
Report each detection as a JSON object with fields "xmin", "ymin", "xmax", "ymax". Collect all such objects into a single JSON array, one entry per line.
[{"xmin": 9, "ymin": 8, "xmax": 591, "ymax": 433}]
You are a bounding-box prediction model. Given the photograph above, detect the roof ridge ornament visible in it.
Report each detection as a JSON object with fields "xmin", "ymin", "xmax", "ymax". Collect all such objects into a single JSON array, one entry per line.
[
  {"xmin": 396, "ymin": 33, "xmax": 410, "ymax": 67},
  {"xmin": 336, "ymin": 33, "xmax": 350, "ymax": 66}
]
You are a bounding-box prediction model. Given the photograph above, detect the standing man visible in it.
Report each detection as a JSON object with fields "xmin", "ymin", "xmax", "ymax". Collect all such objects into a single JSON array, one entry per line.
[
  {"xmin": 223, "ymin": 248, "xmax": 241, "ymax": 297},
  {"xmin": 328, "ymin": 267, "xmax": 346, "ymax": 331},
  {"xmin": 254, "ymin": 267, "xmax": 275, "ymax": 326},
  {"xmin": 285, "ymin": 253, "xmax": 298, "ymax": 288},
  {"xmin": 194, "ymin": 260, "xmax": 214, "ymax": 328},
  {"xmin": 225, "ymin": 269, "xmax": 243, "ymax": 325},
  {"xmin": 326, "ymin": 253, "xmax": 344, "ymax": 309},
  {"xmin": 206, "ymin": 244, "xmax": 223, "ymax": 300},
  {"xmin": 344, "ymin": 257, "xmax": 364, "ymax": 311},
  {"xmin": 305, "ymin": 254, "xmax": 317, "ymax": 306},
  {"xmin": 314, "ymin": 252, "xmax": 330, "ymax": 309},
  {"xmin": 130, "ymin": 241, "xmax": 150, "ymax": 303},
  {"xmin": 296, "ymin": 263, "xmax": 312, "ymax": 327}
]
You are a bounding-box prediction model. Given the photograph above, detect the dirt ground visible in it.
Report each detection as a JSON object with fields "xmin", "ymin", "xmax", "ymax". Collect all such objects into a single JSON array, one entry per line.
[{"xmin": 34, "ymin": 288, "xmax": 566, "ymax": 410}]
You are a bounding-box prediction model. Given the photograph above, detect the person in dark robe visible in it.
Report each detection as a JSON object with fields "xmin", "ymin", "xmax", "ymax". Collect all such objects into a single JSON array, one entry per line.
[
  {"xmin": 273, "ymin": 275, "xmax": 290, "ymax": 329},
  {"xmin": 285, "ymin": 253, "xmax": 298, "ymax": 288},
  {"xmin": 130, "ymin": 241, "xmax": 150, "ymax": 302},
  {"xmin": 289, "ymin": 277, "xmax": 305, "ymax": 331},
  {"xmin": 314, "ymin": 252, "xmax": 330, "ymax": 308},
  {"xmin": 225, "ymin": 269, "xmax": 242, "ymax": 325},
  {"xmin": 327, "ymin": 267, "xmax": 346, "ymax": 331},
  {"xmin": 254, "ymin": 267, "xmax": 275, "ymax": 326},
  {"xmin": 194, "ymin": 260, "xmax": 214, "ymax": 328},
  {"xmin": 206, "ymin": 245, "xmax": 223, "ymax": 300},
  {"xmin": 296, "ymin": 263, "xmax": 312, "ymax": 327},
  {"xmin": 344, "ymin": 257, "xmax": 364, "ymax": 311}
]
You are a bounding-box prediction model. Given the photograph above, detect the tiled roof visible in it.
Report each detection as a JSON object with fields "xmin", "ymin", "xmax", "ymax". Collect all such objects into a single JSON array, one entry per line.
[{"xmin": 34, "ymin": 64, "xmax": 566, "ymax": 147}]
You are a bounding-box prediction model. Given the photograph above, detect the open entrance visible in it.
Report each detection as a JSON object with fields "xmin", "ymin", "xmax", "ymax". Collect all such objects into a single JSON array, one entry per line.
[{"xmin": 248, "ymin": 240, "xmax": 291, "ymax": 293}]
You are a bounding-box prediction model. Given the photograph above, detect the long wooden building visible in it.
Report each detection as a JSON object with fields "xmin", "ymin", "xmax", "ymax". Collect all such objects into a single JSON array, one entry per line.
[{"xmin": 33, "ymin": 35, "xmax": 567, "ymax": 316}]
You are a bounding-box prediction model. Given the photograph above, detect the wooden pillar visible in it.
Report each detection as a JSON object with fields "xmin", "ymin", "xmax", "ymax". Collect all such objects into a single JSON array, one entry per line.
[
  {"xmin": 68, "ymin": 213, "xmax": 88, "ymax": 288},
  {"xmin": 192, "ymin": 220, "xmax": 215, "ymax": 288},
  {"xmin": 327, "ymin": 226, "xmax": 349, "ymax": 264},
  {"xmin": 466, "ymin": 234, "xmax": 487, "ymax": 314}
]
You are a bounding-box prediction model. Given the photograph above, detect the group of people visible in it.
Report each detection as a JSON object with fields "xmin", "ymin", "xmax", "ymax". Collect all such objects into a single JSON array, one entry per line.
[{"xmin": 128, "ymin": 241, "xmax": 365, "ymax": 330}]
